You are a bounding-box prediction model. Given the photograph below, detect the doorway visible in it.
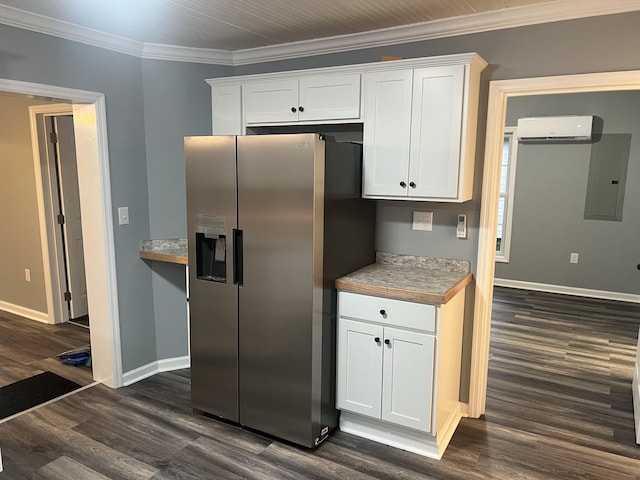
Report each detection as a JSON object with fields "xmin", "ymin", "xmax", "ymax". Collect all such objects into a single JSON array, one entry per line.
[
  {"xmin": 31, "ymin": 105, "xmax": 89, "ymax": 328},
  {"xmin": 0, "ymin": 77, "xmax": 122, "ymax": 388},
  {"xmin": 469, "ymin": 70, "xmax": 640, "ymax": 417}
]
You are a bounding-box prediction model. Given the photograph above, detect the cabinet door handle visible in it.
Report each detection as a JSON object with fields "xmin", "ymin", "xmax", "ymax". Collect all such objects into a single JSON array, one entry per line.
[
  {"xmin": 409, "ymin": 181, "xmax": 416, "ymax": 188},
  {"xmin": 379, "ymin": 309, "xmax": 386, "ymax": 316},
  {"xmin": 291, "ymin": 107, "xmax": 297, "ymax": 113},
  {"xmin": 374, "ymin": 337, "xmax": 380, "ymax": 343},
  {"xmin": 399, "ymin": 181, "xmax": 406, "ymax": 188},
  {"xmin": 298, "ymin": 106, "xmax": 304, "ymax": 112},
  {"xmin": 384, "ymin": 339, "xmax": 391, "ymax": 346}
]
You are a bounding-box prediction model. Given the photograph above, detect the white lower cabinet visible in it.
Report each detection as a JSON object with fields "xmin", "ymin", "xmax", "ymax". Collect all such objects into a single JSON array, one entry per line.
[
  {"xmin": 337, "ymin": 320, "xmax": 434, "ymax": 432},
  {"xmin": 336, "ymin": 290, "xmax": 465, "ymax": 459}
]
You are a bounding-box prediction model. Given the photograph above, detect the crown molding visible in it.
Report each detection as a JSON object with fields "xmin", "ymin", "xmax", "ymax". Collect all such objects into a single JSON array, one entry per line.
[
  {"xmin": 1, "ymin": 0, "xmax": 639, "ymax": 66},
  {"xmin": 141, "ymin": 43, "xmax": 233, "ymax": 65},
  {"xmin": 0, "ymin": 3, "xmax": 143, "ymax": 56}
]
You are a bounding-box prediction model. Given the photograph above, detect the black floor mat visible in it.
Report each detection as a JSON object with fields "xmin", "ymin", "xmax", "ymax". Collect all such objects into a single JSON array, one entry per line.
[{"xmin": 0, "ymin": 371, "xmax": 82, "ymax": 420}]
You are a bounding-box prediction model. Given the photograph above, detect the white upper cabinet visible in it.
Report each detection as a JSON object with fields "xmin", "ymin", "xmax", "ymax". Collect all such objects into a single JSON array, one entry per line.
[
  {"xmin": 409, "ymin": 66, "xmax": 465, "ymax": 199},
  {"xmin": 362, "ymin": 70, "xmax": 413, "ymax": 197},
  {"xmin": 206, "ymin": 53, "xmax": 486, "ymax": 201},
  {"xmin": 244, "ymin": 74, "xmax": 361, "ymax": 125},
  {"xmin": 363, "ymin": 62, "xmax": 480, "ymax": 202},
  {"xmin": 211, "ymin": 84, "xmax": 243, "ymax": 135}
]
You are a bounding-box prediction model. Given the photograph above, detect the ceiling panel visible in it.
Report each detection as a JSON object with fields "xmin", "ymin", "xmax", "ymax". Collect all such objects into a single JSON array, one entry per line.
[{"xmin": 0, "ymin": 0, "xmax": 558, "ymax": 50}]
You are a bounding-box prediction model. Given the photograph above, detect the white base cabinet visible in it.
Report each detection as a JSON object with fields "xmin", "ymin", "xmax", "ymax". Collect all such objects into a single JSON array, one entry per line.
[{"xmin": 336, "ymin": 290, "xmax": 466, "ymax": 459}]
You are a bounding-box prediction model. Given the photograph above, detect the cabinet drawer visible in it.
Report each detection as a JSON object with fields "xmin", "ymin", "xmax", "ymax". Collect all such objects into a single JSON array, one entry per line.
[{"xmin": 339, "ymin": 292, "xmax": 436, "ymax": 332}]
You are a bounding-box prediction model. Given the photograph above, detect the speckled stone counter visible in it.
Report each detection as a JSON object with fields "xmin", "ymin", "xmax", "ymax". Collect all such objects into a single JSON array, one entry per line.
[
  {"xmin": 139, "ymin": 238, "xmax": 188, "ymax": 265},
  {"xmin": 335, "ymin": 252, "xmax": 472, "ymax": 304}
]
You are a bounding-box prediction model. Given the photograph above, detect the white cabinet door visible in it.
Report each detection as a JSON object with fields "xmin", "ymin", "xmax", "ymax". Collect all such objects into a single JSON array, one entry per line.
[
  {"xmin": 298, "ymin": 74, "xmax": 361, "ymax": 122},
  {"xmin": 211, "ymin": 84, "xmax": 243, "ymax": 135},
  {"xmin": 382, "ymin": 327, "xmax": 435, "ymax": 432},
  {"xmin": 409, "ymin": 65, "xmax": 464, "ymax": 199},
  {"xmin": 362, "ymin": 70, "xmax": 413, "ymax": 197},
  {"xmin": 337, "ymin": 319, "xmax": 384, "ymax": 419},
  {"xmin": 244, "ymin": 79, "xmax": 299, "ymax": 124}
]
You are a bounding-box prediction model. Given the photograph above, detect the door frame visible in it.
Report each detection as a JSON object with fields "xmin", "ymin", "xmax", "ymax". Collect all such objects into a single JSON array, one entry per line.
[
  {"xmin": 468, "ymin": 69, "xmax": 640, "ymax": 417},
  {"xmin": 1, "ymin": 77, "xmax": 122, "ymax": 388},
  {"xmin": 29, "ymin": 104, "xmax": 76, "ymax": 325}
]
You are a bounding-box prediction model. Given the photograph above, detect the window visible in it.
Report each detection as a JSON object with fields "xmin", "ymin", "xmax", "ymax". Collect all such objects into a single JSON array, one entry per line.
[{"xmin": 496, "ymin": 127, "xmax": 518, "ymax": 262}]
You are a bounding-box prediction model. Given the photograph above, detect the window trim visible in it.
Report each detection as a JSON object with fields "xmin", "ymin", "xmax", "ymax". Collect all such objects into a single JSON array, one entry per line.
[{"xmin": 495, "ymin": 126, "xmax": 518, "ymax": 263}]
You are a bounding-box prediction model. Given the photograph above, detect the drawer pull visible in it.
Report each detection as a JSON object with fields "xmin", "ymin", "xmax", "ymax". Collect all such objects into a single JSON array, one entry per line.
[
  {"xmin": 379, "ymin": 309, "xmax": 386, "ymax": 316},
  {"xmin": 384, "ymin": 339, "xmax": 391, "ymax": 346},
  {"xmin": 374, "ymin": 337, "xmax": 380, "ymax": 343}
]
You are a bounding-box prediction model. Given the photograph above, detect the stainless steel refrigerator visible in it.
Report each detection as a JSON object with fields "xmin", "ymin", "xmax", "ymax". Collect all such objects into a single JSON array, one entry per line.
[{"xmin": 185, "ymin": 133, "xmax": 375, "ymax": 447}]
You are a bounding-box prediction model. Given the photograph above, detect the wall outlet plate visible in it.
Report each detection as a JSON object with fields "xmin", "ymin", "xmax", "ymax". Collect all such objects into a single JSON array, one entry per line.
[
  {"xmin": 412, "ymin": 211, "xmax": 433, "ymax": 231},
  {"xmin": 570, "ymin": 252, "xmax": 579, "ymax": 264}
]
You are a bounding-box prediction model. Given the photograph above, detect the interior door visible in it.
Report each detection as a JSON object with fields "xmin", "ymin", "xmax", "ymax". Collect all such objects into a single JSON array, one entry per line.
[{"xmin": 51, "ymin": 115, "xmax": 88, "ymax": 320}]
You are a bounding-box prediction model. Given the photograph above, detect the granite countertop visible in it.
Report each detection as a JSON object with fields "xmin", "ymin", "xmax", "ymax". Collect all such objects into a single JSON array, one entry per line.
[
  {"xmin": 139, "ymin": 238, "xmax": 188, "ymax": 265},
  {"xmin": 336, "ymin": 252, "xmax": 473, "ymax": 304}
]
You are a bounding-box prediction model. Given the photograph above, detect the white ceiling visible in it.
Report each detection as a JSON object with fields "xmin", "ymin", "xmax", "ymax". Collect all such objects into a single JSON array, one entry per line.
[{"xmin": 0, "ymin": 0, "xmax": 638, "ymax": 65}]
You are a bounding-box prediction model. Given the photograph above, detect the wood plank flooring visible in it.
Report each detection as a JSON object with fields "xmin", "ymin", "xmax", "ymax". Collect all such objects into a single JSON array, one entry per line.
[
  {"xmin": 1, "ymin": 287, "xmax": 640, "ymax": 479},
  {"xmin": 0, "ymin": 312, "xmax": 93, "ymax": 388}
]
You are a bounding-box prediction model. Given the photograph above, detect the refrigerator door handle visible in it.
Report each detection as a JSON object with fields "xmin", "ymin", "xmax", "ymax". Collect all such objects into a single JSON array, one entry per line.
[{"xmin": 233, "ymin": 228, "xmax": 243, "ymax": 285}]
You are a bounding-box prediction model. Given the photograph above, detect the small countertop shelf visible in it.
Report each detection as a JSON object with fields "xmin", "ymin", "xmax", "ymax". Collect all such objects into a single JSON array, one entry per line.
[
  {"xmin": 336, "ymin": 252, "xmax": 472, "ymax": 304},
  {"xmin": 140, "ymin": 239, "xmax": 187, "ymax": 265}
]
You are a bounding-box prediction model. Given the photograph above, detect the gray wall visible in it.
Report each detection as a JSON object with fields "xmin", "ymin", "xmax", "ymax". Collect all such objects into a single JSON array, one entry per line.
[
  {"xmin": 0, "ymin": 24, "xmax": 223, "ymax": 372},
  {"xmin": 141, "ymin": 59, "xmax": 232, "ymax": 360},
  {"xmin": 0, "ymin": 94, "xmax": 56, "ymax": 313},
  {"xmin": 495, "ymin": 91, "xmax": 640, "ymax": 295}
]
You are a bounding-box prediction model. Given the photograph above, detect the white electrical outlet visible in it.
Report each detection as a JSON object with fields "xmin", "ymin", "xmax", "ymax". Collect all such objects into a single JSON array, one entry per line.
[
  {"xmin": 412, "ymin": 211, "xmax": 433, "ymax": 231},
  {"xmin": 570, "ymin": 252, "xmax": 579, "ymax": 264},
  {"xmin": 25, "ymin": 269, "xmax": 31, "ymax": 282}
]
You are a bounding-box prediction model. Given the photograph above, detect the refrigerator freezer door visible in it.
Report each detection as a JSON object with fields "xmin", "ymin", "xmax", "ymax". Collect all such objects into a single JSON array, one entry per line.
[
  {"xmin": 185, "ymin": 136, "xmax": 239, "ymax": 422},
  {"xmin": 237, "ymin": 134, "xmax": 324, "ymax": 447}
]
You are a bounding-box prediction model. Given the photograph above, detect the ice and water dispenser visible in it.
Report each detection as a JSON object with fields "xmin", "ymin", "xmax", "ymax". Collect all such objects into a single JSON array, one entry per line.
[{"xmin": 195, "ymin": 215, "xmax": 227, "ymax": 282}]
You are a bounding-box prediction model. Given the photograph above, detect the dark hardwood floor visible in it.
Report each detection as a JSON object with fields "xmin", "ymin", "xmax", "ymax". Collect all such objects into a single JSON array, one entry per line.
[
  {"xmin": 0, "ymin": 312, "xmax": 93, "ymax": 388},
  {"xmin": 1, "ymin": 287, "xmax": 640, "ymax": 479}
]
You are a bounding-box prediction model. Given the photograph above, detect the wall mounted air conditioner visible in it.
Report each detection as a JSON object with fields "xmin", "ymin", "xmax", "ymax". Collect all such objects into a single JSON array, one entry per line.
[{"xmin": 516, "ymin": 115, "xmax": 593, "ymax": 142}]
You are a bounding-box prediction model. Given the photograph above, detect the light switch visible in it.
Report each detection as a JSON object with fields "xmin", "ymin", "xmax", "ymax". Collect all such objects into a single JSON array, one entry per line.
[
  {"xmin": 412, "ymin": 211, "xmax": 433, "ymax": 231},
  {"xmin": 118, "ymin": 207, "xmax": 130, "ymax": 225}
]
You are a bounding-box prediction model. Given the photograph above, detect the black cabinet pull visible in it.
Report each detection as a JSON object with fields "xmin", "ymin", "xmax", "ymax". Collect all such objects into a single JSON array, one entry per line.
[
  {"xmin": 384, "ymin": 339, "xmax": 391, "ymax": 345},
  {"xmin": 400, "ymin": 181, "xmax": 406, "ymax": 188},
  {"xmin": 299, "ymin": 106, "xmax": 304, "ymax": 112},
  {"xmin": 409, "ymin": 181, "xmax": 416, "ymax": 188},
  {"xmin": 374, "ymin": 337, "xmax": 380, "ymax": 343},
  {"xmin": 379, "ymin": 309, "xmax": 386, "ymax": 316},
  {"xmin": 291, "ymin": 107, "xmax": 297, "ymax": 113}
]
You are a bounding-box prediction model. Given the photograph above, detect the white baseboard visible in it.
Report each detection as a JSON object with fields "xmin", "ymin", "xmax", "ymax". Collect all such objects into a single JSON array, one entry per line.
[
  {"xmin": 493, "ymin": 279, "xmax": 640, "ymax": 304},
  {"xmin": 0, "ymin": 301, "xmax": 49, "ymax": 323},
  {"xmin": 122, "ymin": 355, "xmax": 190, "ymax": 386}
]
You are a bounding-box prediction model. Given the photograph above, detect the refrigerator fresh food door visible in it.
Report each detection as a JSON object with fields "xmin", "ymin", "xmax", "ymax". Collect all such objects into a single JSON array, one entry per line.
[
  {"xmin": 185, "ymin": 135, "xmax": 239, "ymax": 422},
  {"xmin": 237, "ymin": 133, "xmax": 324, "ymax": 447}
]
